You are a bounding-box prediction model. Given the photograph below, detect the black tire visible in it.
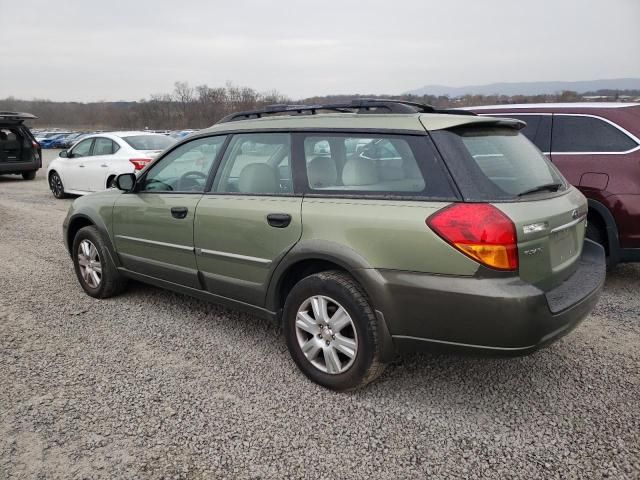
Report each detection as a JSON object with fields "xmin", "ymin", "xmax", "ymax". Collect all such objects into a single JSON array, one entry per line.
[
  {"xmin": 283, "ymin": 270, "xmax": 385, "ymax": 391},
  {"xmin": 22, "ymin": 170, "xmax": 36, "ymax": 180},
  {"xmin": 106, "ymin": 175, "xmax": 117, "ymax": 189},
  {"xmin": 72, "ymin": 226, "xmax": 127, "ymax": 298},
  {"xmin": 49, "ymin": 171, "xmax": 68, "ymax": 199},
  {"xmin": 586, "ymin": 219, "xmax": 605, "ymax": 248}
]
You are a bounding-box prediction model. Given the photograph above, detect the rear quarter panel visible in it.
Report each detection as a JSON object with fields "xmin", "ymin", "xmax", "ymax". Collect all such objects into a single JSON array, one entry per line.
[{"xmin": 300, "ymin": 198, "xmax": 480, "ymax": 275}]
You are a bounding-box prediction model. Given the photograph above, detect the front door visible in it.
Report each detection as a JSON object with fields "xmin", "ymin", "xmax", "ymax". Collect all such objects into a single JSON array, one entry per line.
[
  {"xmin": 64, "ymin": 137, "xmax": 94, "ymax": 190},
  {"xmin": 113, "ymin": 135, "xmax": 228, "ymax": 288},
  {"xmin": 194, "ymin": 133, "xmax": 302, "ymax": 305}
]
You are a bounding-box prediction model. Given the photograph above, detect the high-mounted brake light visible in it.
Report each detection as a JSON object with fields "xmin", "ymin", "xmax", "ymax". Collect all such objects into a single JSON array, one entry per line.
[
  {"xmin": 129, "ymin": 158, "xmax": 151, "ymax": 171},
  {"xmin": 426, "ymin": 203, "xmax": 518, "ymax": 271}
]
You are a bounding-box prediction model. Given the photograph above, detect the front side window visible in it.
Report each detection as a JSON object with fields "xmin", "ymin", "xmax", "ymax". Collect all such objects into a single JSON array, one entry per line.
[
  {"xmin": 139, "ymin": 136, "xmax": 227, "ymax": 192},
  {"xmin": 70, "ymin": 138, "xmax": 93, "ymax": 158},
  {"xmin": 552, "ymin": 115, "xmax": 638, "ymax": 153},
  {"xmin": 212, "ymin": 133, "xmax": 292, "ymax": 194},
  {"xmin": 303, "ymin": 135, "xmax": 430, "ymax": 193}
]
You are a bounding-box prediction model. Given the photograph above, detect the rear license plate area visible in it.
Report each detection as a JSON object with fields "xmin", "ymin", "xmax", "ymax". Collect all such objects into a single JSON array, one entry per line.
[{"xmin": 550, "ymin": 227, "xmax": 578, "ymax": 266}]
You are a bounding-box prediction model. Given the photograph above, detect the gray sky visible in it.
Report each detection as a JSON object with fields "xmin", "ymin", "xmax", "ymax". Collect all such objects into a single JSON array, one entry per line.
[{"xmin": 1, "ymin": 0, "xmax": 639, "ymax": 102}]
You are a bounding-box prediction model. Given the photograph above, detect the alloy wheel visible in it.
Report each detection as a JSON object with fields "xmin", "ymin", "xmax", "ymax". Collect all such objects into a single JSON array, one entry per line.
[
  {"xmin": 77, "ymin": 239, "xmax": 102, "ymax": 288},
  {"xmin": 295, "ymin": 295, "xmax": 358, "ymax": 374},
  {"xmin": 50, "ymin": 173, "xmax": 63, "ymax": 197}
]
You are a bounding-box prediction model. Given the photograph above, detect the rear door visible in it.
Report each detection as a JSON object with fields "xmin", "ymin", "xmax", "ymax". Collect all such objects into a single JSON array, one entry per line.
[
  {"xmin": 194, "ymin": 132, "xmax": 302, "ymax": 305},
  {"xmin": 113, "ymin": 135, "xmax": 226, "ymax": 288},
  {"xmin": 86, "ymin": 137, "xmax": 119, "ymax": 191}
]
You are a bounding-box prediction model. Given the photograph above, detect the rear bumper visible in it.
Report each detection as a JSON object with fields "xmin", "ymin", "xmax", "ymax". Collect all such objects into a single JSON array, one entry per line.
[
  {"xmin": 0, "ymin": 161, "xmax": 39, "ymax": 173},
  {"xmin": 369, "ymin": 239, "xmax": 605, "ymax": 354}
]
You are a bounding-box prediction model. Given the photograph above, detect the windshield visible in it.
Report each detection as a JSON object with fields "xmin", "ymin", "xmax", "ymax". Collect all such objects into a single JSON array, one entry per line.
[
  {"xmin": 431, "ymin": 126, "xmax": 566, "ymax": 201},
  {"xmin": 123, "ymin": 135, "xmax": 174, "ymax": 151}
]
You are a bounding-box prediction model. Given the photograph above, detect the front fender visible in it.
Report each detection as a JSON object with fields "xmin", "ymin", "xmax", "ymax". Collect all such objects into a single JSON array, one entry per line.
[{"xmin": 64, "ymin": 191, "xmax": 121, "ymax": 267}]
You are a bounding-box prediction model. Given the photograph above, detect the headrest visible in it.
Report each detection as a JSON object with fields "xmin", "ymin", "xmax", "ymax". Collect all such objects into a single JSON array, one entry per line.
[
  {"xmin": 342, "ymin": 157, "xmax": 379, "ymax": 186},
  {"xmin": 238, "ymin": 163, "xmax": 278, "ymax": 194},
  {"xmin": 307, "ymin": 156, "xmax": 337, "ymax": 188}
]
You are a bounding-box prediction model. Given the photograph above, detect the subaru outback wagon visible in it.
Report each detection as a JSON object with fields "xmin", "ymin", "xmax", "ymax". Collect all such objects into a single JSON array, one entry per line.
[{"xmin": 63, "ymin": 100, "xmax": 605, "ymax": 390}]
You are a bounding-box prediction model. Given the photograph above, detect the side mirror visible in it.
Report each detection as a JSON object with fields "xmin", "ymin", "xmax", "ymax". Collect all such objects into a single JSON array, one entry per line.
[
  {"xmin": 59, "ymin": 150, "xmax": 68, "ymax": 158},
  {"xmin": 116, "ymin": 173, "xmax": 136, "ymax": 192}
]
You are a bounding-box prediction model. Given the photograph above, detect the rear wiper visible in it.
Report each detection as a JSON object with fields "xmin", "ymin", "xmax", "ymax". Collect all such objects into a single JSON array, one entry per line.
[{"xmin": 517, "ymin": 183, "xmax": 562, "ymax": 197}]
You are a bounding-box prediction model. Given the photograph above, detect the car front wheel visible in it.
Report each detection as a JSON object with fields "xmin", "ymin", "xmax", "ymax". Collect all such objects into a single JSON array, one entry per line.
[
  {"xmin": 72, "ymin": 226, "xmax": 127, "ymax": 298},
  {"xmin": 283, "ymin": 270, "xmax": 385, "ymax": 390},
  {"xmin": 49, "ymin": 171, "xmax": 67, "ymax": 199}
]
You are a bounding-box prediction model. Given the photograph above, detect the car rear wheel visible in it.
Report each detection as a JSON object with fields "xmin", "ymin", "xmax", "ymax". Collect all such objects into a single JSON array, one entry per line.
[
  {"xmin": 106, "ymin": 175, "xmax": 117, "ymax": 189},
  {"xmin": 72, "ymin": 226, "xmax": 127, "ymax": 298},
  {"xmin": 283, "ymin": 270, "xmax": 384, "ymax": 390},
  {"xmin": 49, "ymin": 171, "xmax": 68, "ymax": 199},
  {"xmin": 22, "ymin": 170, "xmax": 36, "ymax": 180}
]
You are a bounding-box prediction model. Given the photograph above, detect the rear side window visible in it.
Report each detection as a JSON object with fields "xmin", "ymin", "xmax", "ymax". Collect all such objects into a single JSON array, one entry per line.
[
  {"xmin": 300, "ymin": 134, "xmax": 455, "ymax": 198},
  {"xmin": 93, "ymin": 137, "xmax": 119, "ymax": 155},
  {"xmin": 431, "ymin": 126, "xmax": 566, "ymax": 201},
  {"xmin": 552, "ymin": 115, "xmax": 638, "ymax": 153}
]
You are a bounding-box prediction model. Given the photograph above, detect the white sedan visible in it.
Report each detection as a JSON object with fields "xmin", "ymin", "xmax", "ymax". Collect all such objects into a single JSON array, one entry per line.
[{"xmin": 47, "ymin": 132, "xmax": 175, "ymax": 198}]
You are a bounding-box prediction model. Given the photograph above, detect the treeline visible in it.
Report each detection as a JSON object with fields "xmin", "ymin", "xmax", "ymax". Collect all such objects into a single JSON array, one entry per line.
[
  {"xmin": 1, "ymin": 82, "xmax": 638, "ymax": 130},
  {"xmin": 0, "ymin": 82, "xmax": 289, "ymax": 130}
]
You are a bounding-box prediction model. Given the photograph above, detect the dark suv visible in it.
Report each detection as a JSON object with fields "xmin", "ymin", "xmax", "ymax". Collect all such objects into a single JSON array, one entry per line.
[
  {"xmin": 469, "ymin": 103, "xmax": 640, "ymax": 265},
  {"xmin": 0, "ymin": 112, "xmax": 42, "ymax": 180}
]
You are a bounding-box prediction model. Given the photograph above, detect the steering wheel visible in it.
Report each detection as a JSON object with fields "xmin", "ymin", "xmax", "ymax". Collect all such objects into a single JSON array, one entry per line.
[{"xmin": 178, "ymin": 171, "xmax": 208, "ymax": 191}]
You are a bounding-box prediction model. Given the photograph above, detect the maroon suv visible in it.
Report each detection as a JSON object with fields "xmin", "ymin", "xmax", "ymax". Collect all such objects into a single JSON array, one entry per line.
[{"xmin": 468, "ymin": 102, "xmax": 640, "ymax": 265}]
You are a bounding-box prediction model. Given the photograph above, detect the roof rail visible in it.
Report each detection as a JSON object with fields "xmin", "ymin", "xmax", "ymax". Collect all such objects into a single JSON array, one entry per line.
[{"xmin": 217, "ymin": 98, "xmax": 475, "ymax": 123}]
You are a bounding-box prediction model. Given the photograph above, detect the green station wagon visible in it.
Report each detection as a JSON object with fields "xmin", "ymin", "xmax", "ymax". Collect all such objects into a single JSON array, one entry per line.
[{"xmin": 63, "ymin": 100, "xmax": 606, "ymax": 390}]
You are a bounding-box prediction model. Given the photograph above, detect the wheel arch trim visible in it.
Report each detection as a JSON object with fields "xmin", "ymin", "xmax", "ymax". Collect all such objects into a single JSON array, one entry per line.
[{"xmin": 587, "ymin": 198, "xmax": 620, "ymax": 264}]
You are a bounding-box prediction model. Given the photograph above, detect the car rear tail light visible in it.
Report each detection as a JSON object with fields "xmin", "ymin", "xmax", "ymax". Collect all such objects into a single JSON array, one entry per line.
[
  {"xmin": 129, "ymin": 158, "xmax": 151, "ymax": 171},
  {"xmin": 426, "ymin": 203, "xmax": 518, "ymax": 271}
]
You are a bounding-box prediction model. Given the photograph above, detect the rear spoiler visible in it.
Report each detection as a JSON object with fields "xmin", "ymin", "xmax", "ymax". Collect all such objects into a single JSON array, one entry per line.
[{"xmin": 420, "ymin": 114, "xmax": 526, "ymax": 132}]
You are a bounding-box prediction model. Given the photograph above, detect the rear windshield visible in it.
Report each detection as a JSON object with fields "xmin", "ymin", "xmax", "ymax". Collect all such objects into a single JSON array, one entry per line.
[
  {"xmin": 431, "ymin": 126, "xmax": 566, "ymax": 201},
  {"xmin": 123, "ymin": 135, "xmax": 174, "ymax": 151}
]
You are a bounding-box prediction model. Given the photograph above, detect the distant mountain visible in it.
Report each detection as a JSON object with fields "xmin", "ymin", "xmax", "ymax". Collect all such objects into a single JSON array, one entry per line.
[{"xmin": 405, "ymin": 78, "xmax": 640, "ymax": 97}]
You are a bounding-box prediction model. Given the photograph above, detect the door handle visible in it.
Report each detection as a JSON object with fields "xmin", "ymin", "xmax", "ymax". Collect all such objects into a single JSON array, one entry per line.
[
  {"xmin": 101, "ymin": 164, "xmax": 108, "ymax": 168},
  {"xmin": 266, "ymin": 213, "xmax": 292, "ymax": 228},
  {"xmin": 171, "ymin": 206, "xmax": 188, "ymax": 219},
  {"xmin": 78, "ymin": 164, "xmax": 85, "ymax": 168}
]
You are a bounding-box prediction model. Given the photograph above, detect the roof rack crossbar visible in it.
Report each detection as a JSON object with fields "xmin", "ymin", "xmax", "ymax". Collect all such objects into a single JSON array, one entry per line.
[{"xmin": 216, "ymin": 98, "xmax": 474, "ymax": 123}]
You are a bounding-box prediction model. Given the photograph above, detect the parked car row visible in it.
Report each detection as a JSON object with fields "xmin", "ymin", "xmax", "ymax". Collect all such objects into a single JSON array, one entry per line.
[
  {"xmin": 32, "ymin": 128, "xmax": 201, "ymax": 149},
  {"xmin": 4, "ymin": 101, "xmax": 637, "ymax": 388}
]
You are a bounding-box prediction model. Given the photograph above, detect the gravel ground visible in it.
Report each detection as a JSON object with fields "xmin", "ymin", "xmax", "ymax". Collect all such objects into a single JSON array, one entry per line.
[{"xmin": 0, "ymin": 151, "xmax": 639, "ymax": 479}]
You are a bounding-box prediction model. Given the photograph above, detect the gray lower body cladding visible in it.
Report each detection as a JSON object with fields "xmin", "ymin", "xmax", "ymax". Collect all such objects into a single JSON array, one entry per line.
[{"xmin": 369, "ymin": 240, "xmax": 606, "ymax": 353}]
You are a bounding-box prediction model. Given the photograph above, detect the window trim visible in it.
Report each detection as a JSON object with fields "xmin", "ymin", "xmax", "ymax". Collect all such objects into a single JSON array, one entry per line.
[
  {"xmin": 292, "ymin": 131, "xmax": 460, "ymax": 200},
  {"xmin": 480, "ymin": 112, "xmax": 640, "ymax": 155}
]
